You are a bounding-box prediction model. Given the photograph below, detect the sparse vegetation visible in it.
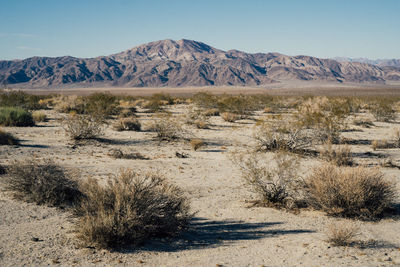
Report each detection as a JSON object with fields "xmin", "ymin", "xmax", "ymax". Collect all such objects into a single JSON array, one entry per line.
[
  {"xmin": 0, "ymin": 107, "xmax": 34, "ymax": 126},
  {"xmin": 0, "ymin": 90, "xmax": 47, "ymax": 110},
  {"xmin": 319, "ymin": 143, "xmax": 353, "ymax": 166},
  {"xmin": 368, "ymin": 99, "xmax": 396, "ymax": 122},
  {"xmin": 62, "ymin": 114, "xmax": 104, "ymax": 141},
  {"xmin": 113, "ymin": 117, "xmax": 141, "ymax": 131},
  {"xmin": 32, "ymin": 111, "xmax": 47, "ymax": 122},
  {"xmin": 232, "ymin": 151, "xmax": 301, "ymax": 208},
  {"xmin": 221, "ymin": 112, "xmax": 239, "ymax": 122},
  {"xmin": 1, "ymin": 160, "xmax": 82, "ymax": 207},
  {"xmin": 326, "ymin": 222, "xmax": 359, "ymax": 246},
  {"xmin": 108, "ymin": 149, "xmax": 149, "ymax": 160},
  {"xmin": 190, "ymin": 138, "xmax": 204, "ymax": 151},
  {"xmin": 149, "ymin": 115, "xmax": 187, "ymax": 141},
  {"xmin": 304, "ymin": 164, "xmax": 396, "ymax": 219},
  {"xmin": 75, "ymin": 170, "xmax": 192, "ymax": 248}
]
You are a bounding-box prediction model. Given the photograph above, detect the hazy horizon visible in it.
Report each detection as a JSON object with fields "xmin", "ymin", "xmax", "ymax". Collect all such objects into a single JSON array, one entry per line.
[{"xmin": 1, "ymin": 0, "xmax": 399, "ymax": 60}]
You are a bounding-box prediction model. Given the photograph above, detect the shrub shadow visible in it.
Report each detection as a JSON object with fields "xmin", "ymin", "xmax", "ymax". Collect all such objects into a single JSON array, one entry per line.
[{"xmin": 124, "ymin": 218, "xmax": 314, "ymax": 253}]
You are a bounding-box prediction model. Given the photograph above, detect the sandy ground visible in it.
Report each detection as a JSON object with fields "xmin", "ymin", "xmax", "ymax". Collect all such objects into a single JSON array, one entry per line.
[{"xmin": 1, "ymin": 104, "xmax": 400, "ymax": 266}]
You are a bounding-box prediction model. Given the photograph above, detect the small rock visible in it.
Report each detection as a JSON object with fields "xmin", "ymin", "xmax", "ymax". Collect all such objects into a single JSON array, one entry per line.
[{"xmin": 31, "ymin": 237, "xmax": 40, "ymax": 242}]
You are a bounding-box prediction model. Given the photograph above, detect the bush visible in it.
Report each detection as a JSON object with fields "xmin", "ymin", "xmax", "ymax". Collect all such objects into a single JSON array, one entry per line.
[
  {"xmin": 368, "ymin": 99, "xmax": 396, "ymax": 122},
  {"xmin": 149, "ymin": 115, "xmax": 187, "ymax": 141},
  {"xmin": 0, "ymin": 128, "xmax": 19, "ymax": 145},
  {"xmin": 107, "ymin": 149, "xmax": 149, "ymax": 160},
  {"xmin": 0, "ymin": 107, "xmax": 34, "ymax": 126},
  {"xmin": 0, "ymin": 90, "xmax": 46, "ymax": 110},
  {"xmin": 232, "ymin": 151, "xmax": 301, "ymax": 208},
  {"xmin": 190, "ymin": 138, "xmax": 204, "ymax": 151},
  {"xmin": 83, "ymin": 93, "xmax": 120, "ymax": 117},
  {"xmin": 304, "ymin": 164, "xmax": 396, "ymax": 219},
  {"xmin": 113, "ymin": 118, "xmax": 141, "ymax": 131},
  {"xmin": 32, "ymin": 111, "xmax": 47, "ymax": 123},
  {"xmin": 371, "ymin": 140, "xmax": 395, "ymax": 150},
  {"xmin": 186, "ymin": 109, "xmax": 209, "ymax": 129},
  {"xmin": 253, "ymin": 121, "xmax": 313, "ymax": 153},
  {"xmin": 1, "ymin": 160, "xmax": 82, "ymax": 207},
  {"xmin": 62, "ymin": 114, "xmax": 104, "ymax": 141},
  {"xmin": 319, "ymin": 143, "xmax": 353, "ymax": 166},
  {"xmin": 326, "ymin": 222, "xmax": 359, "ymax": 247},
  {"xmin": 75, "ymin": 170, "xmax": 192, "ymax": 248},
  {"xmin": 221, "ymin": 112, "xmax": 239, "ymax": 122}
]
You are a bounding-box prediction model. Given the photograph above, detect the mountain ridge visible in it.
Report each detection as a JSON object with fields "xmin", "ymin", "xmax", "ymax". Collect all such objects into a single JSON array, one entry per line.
[{"xmin": 1, "ymin": 39, "xmax": 400, "ymax": 88}]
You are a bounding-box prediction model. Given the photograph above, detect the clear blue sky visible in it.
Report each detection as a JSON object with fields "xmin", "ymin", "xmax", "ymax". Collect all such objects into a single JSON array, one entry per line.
[{"xmin": 1, "ymin": 0, "xmax": 399, "ymax": 60}]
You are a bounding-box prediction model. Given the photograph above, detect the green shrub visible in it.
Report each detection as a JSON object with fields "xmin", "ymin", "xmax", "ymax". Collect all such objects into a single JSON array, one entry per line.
[
  {"xmin": 75, "ymin": 170, "xmax": 192, "ymax": 248},
  {"xmin": 0, "ymin": 107, "xmax": 34, "ymax": 126},
  {"xmin": 0, "ymin": 90, "xmax": 46, "ymax": 110},
  {"xmin": 83, "ymin": 93, "xmax": 120, "ymax": 117},
  {"xmin": 2, "ymin": 160, "xmax": 82, "ymax": 207}
]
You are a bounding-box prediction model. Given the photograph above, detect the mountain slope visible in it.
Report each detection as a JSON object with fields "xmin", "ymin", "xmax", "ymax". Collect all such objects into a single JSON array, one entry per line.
[{"xmin": 1, "ymin": 39, "xmax": 399, "ymax": 88}]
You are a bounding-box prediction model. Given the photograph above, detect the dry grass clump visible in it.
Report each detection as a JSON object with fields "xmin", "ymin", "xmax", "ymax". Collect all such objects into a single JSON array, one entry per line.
[
  {"xmin": 190, "ymin": 138, "xmax": 205, "ymax": 151},
  {"xmin": 1, "ymin": 160, "xmax": 82, "ymax": 207},
  {"xmin": 62, "ymin": 114, "xmax": 104, "ymax": 141},
  {"xmin": 393, "ymin": 128, "xmax": 400, "ymax": 148},
  {"xmin": 113, "ymin": 117, "xmax": 141, "ymax": 131},
  {"xmin": 304, "ymin": 164, "xmax": 396, "ymax": 219},
  {"xmin": 185, "ymin": 109, "xmax": 210, "ymax": 129},
  {"xmin": 202, "ymin": 108, "xmax": 219, "ymax": 117},
  {"xmin": 108, "ymin": 149, "xmax": 149, "ymax": 160},
  {"xmin": 0, "ymin": 107, "xmax": 34, "ymax": 126},
  {"xmin": 319, "ymin": 143, "xmax": 353, "ymax": 166},
  {"xmin": 368, "ymin": 99, "xmax": 397, "ymax": 122},
  {"xmin": 149, "ymin": 115, "xmax": 188, "ymax": 141},
  {"xmin": 232, "ymin": 151, "xmax": 301, "ymax": 208},
  {"xmin": 0, "ymin": 128, "xmax": 19, "ymax": 145},
  {"xmin": 371, "ymin": 140, "xmax": 395, "ymax": 150},
  {"xmin": 75, "ymin": 170, "xmax": 192, "ymax": 248},
  {"xmin": 221, "ymin": 112, "xmax": 239, "ymax": 122},
  {"xmin": 326, "ymin": 222, "xmax": 359, "ymax": 246},
  {"xmin": 296, "ymin": 96, "xmax": 351, "ymax": 143},
  {"xmin": 32, "ymin": 111, "xmax": 47, "ymax": 122},
  {"xmin": 253, "ymin": 121, "xmax": 313, "ymax": 153}
]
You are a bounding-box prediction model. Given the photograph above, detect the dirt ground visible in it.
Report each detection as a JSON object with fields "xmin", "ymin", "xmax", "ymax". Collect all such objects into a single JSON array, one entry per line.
[{"xmin": 1, "ymin": 99, "xmax": 400, "ymax": 266}]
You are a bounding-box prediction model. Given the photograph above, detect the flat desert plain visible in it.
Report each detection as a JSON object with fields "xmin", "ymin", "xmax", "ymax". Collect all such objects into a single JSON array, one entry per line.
[{"xmin": 0, "ymin": 91, "xmax": 400, "ymax": 267}]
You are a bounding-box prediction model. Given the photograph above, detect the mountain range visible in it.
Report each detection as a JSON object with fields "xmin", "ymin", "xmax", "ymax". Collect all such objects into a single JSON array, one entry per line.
[{"xmin": 1, "ymin": 39, "xmax": 400, "ymax": 88}]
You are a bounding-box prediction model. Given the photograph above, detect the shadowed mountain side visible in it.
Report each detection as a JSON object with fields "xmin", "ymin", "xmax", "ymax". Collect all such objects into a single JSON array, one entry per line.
[{"xmin": 1, "ymin": 39, "xmax": 399, "ymax": 88}]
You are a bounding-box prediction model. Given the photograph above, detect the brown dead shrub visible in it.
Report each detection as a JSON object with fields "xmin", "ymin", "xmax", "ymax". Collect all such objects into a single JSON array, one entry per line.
[
  {"xmin": 62, "ymin": 114, "xmax": 105, "ymax": 141},
  {"xmin": 190, "ymin": 138, "xmax": 205, "ymax": 151},
  {"xmin": 1, "ymin": 159, "xmax": 82, "ymax": 208},
  {"xmin": 75, "ymin": 170, "xmax": 192, "ymax": 248},
  {"xmin": 221, "ymin": 112, "xmax": 239, "ymax": 122},
  {"xmin": 326, "ymin": 221, "xmax": 359, "ymax": 246},
  {"xmin": 113, "ymin": 117, "xmax": 141, "ymax": 131},
  {"xmin": 319, "ymin": 143, "xmax": 353, "ymax": 166},
  {"xmin": 304, "ymin": 164, "xmax": 396, "ymax": 219}
]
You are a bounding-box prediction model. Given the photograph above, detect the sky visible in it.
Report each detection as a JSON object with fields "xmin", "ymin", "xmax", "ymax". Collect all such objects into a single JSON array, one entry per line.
[{"xmin": 0, "ymin": 0, "xmax": 399, "ymax": 60}]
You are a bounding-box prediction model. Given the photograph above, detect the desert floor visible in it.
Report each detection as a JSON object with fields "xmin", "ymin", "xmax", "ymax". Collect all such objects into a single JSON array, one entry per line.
[{"xmin": 1, "ymin": 101, "xmax": 400, "ymax": 267}]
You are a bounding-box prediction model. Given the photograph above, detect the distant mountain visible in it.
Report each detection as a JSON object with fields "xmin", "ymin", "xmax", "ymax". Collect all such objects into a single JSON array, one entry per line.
[
  {"xmin": 1, "ymin": 39, "xmax": 400, "ymax": 88},
  {"xmin": 334, "ymin": 57, "xmax": 400, "ymax": 68}
]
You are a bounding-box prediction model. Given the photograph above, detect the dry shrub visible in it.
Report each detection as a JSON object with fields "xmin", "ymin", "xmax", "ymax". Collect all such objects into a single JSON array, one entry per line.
[
  {"xmin": 113, "ymin": 117, "xmax": 141, "ymax": 131},
  {"xmin": 393, "ymin": 128, "xmax": 400, "ymax": 148},
  {"xmin": 221, "ymin": 112, "xmax": 239, "ymax": 122},
  {"xmin": 108, "ymin": 149, "xmax": 149, "ymax": 160},
  {"xmin": 304, "ymin": 164, "xmax": 396, "ymax": 219},
  {"xmin": 149, "ymin": 115, "xmax": 187, "ymax": 141},
  {"xmin": 202, "ymin": 108, "xmax": 219, "ymax": 117},
  {"xmin": 368, "ymin": 99, "xmax": 396, "ymax": 122},
  {"xmin": 32, "ymin": 111, "xmax": 47, "ymax": 122},
  {"xmin": 0, "ymin": 128, "xmax": 19, "ymax": 145},
  {"xmin": 319, "ymin": 143, "xmax": 353, "ymax": 166},
  {"xmin": 371, "ymin": 140, "xmax": 395, "ymax": 150},
  {"xmin": 186, "ymin": 109, "xmax": 210, "ymax": 129},
  {"xmin": 1, "ymin": 160, "xmax": 82, "ymax": 207},
  {"xmin": 253, "ymin": 121, "xmax": 313, "ymax": 153},
  {"xmin": 232, "ymin": 151, "xmax": 301, "ymax": 208},
  {"xmin": 296, "ymin": 97, "xmax": 351, "ymax": 143},
  {"xmin": 326, "ymin": 221, "xmax": 359, "ymax": 246},
  {"xmin": 75, "ymin": 170, "xmax": 192, "ymax": 248},
  {"xmin": 62, "ymin": 114, "xmax": 104, "ymax": 141},
  {"xmin": 190, "ymin": 138, "xmax": 204, "ymax": 151}
]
